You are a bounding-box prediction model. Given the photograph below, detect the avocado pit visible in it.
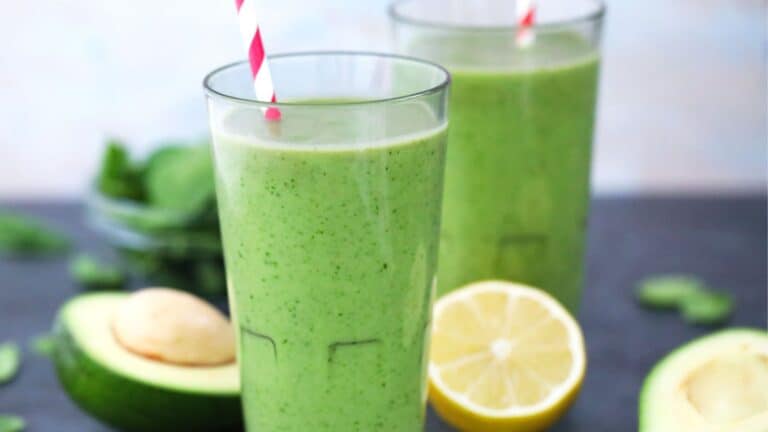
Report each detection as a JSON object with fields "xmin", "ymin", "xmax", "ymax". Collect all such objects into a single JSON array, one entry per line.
[
  {"xmin": 112, "ymin": 288, "xmax": 235, "ymax": 366},
  {"xmin": 683, "ymin": 352, "xmax": 768, "ymax": 424}
]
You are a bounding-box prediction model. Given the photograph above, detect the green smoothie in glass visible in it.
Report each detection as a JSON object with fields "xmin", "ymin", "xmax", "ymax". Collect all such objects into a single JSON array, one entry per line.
[
  {"xmin": 392, "ymin": 0, "xmax": 604, "ymax": 311},
  {"xmin": 204, "ymin": 53, "xmax": 449, "ymax": 431}
]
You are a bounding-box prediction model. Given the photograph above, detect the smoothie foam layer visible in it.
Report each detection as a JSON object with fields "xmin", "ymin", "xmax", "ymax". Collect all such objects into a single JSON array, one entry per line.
[{"xmin": 214, "ymin": 100, "xmax": 446, "ymax": 151}]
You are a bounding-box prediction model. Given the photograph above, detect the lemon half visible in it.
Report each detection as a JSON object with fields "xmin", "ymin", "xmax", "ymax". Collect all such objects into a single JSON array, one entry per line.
[{"xmin": 429, "ymin": 281, "xmax": 587, "ymax": 432}]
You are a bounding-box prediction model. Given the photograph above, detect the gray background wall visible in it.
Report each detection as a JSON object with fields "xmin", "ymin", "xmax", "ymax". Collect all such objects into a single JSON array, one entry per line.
[{"xmin": 0, "ymin": 0, "xmax": 765, "ymax": 198}]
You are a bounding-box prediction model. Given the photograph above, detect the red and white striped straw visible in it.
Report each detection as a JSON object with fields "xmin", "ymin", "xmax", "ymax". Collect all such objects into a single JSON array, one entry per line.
[
  {"xmin": 235, "ymin": 0, "xmax": 281, "ymax": 120},
  {"xmin": 516, "ymin": 0, "xmax": 536, "ymax": 47}
]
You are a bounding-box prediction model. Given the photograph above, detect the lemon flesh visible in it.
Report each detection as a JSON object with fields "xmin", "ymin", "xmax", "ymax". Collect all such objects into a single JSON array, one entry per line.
[{"xmin": 429, "ymin": 281, "xmax": 586, "ymax": 432}]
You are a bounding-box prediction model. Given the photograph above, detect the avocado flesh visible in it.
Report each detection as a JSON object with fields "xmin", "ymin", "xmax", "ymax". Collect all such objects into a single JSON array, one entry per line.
[
  {"xmin": 640, "ymin": 329, "xmax": 768, "ymax": 432},
  {"xmin": 52, "ymin": 292, "xmax": 242, "ymax": 432}
]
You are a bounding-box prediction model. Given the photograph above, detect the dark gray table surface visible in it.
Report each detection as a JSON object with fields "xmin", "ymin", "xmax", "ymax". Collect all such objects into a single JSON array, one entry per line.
[{"xmin": 1, "ymin": 197, "xmax": 766, "ymax": 431}]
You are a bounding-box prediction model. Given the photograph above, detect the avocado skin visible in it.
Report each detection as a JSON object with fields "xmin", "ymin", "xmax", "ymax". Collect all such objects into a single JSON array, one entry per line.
[{"xmin": 51, "ymin": 317, "xmax": 243, "ymax": 432}]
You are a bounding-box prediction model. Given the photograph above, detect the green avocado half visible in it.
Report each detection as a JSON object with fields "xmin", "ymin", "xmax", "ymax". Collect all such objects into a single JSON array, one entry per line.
[
  {"xmin": 640, "ymin": 328, "xmax": 768, "ymax": 432},
  {"xmin": 51, "ymin": 292, "xmax": 242, "ymax": 432}
]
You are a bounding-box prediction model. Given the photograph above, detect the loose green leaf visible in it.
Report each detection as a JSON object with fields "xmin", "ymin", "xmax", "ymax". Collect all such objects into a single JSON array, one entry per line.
[
  {"xmin": 0, "ymin": 415, "xmax": 25, "ymax": 432},
  {"xmin": 681, "ymin": 291, "xmax": 734, "ymax": 325},
  {"xmin": 69, "ymin": 254, "xmax": 127, "ymax": 290},
  {"xmin": 97, "ymin": 139, "xmax": 144, "ymax": 201},
  {"xmin": 92, "ymin": 138, "xmax": 224, "ymax": 296},
  {"xmin": 195, "ymin": 260, "xmax": 226, "ymax": 297},
  {"xmin": 29, "ymin": 334, "xmax": 56, "ymax": 358},
  {"xmin": 0, "ymin": 342, "xmax": 21, "ymax": 385},
  {"xmin": 0, "ymin": 212, "xmax": 70, "ymax": 257},
  {"xmin": 143, "ymin": 144, "xmax": 215, "ymax": 214},
  {"xmin": 635, "ymin": 275, "xmax": 704, "ymax": 309},
  {"xmin": 142, "ymin": 144, "xmax": 187, "ymax": 178}
]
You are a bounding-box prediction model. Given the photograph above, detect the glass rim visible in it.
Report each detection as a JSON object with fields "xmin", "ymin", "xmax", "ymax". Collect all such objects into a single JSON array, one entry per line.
[
  {"xmin": 203, "ymin": 51, "xmax": 451, "ymax": 107},
  {"xmin": 388, "ymin": 0, "xmax": 606, "ymax": 32}
]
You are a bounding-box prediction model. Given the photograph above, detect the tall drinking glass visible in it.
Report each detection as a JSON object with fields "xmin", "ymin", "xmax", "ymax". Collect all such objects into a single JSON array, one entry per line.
[
  {"xmin": 391, "ymin": 0, "xmax": 604, "ymax": 311},
  {"xmin": 204, "ymin": 52, "xmax": 449, "ymax": 431}
]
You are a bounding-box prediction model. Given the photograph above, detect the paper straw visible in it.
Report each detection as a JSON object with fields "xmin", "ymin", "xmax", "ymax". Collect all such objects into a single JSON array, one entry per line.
[
  {"xmin": 516, "ymin": 0, "xmax": 536, "ymax": 47},
  {"xmin": 235, "ymin": 0, "xmax": 281, "ymax": 120}
]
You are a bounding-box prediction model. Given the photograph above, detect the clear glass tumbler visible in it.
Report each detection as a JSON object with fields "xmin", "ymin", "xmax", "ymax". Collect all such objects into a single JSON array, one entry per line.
[
  {"xmin": 204, "ymin": 52, "xmax": 450, "ymax": 431},
  {"xmin": 391, "ymin": 0, "xmax": 604, "ymax": 311}
]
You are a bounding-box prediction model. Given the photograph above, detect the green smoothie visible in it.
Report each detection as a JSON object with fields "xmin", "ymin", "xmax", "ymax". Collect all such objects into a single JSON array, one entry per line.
[
  {"xmin": 409, "ymin": 33, "xmax": 599, "ymax": 310},
  {"xmin": 211, "ymin": 102, "xmax": 447, "ymax": 431}
]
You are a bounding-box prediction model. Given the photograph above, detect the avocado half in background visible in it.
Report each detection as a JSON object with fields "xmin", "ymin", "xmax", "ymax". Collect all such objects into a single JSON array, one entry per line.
[
  {"xmin": 51, "ymin": 290, "xmax": 242, "ymax": 432},
  {"xmin": 640, "ymin": 328, "xmax": 768, "ymax": 432}
]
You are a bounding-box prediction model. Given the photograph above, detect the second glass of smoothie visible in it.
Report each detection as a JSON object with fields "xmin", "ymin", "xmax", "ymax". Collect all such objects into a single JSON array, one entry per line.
[
  {"xmin": 392, "ymin": 0, "xmax": 604, "ymax": 311},
  {"xmin": 204, "ymin": 53, "xmax": 449, "ymax": 431}
]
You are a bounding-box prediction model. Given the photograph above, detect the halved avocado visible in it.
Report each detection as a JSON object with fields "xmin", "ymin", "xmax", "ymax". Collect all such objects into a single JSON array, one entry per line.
[
  {"xmin": 52, "ymin": 292, "xmax": 242, "ymax": 432},
  {"xmin": 640, "ymin": 328, "xmax": 768, "ymax": 432}
]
